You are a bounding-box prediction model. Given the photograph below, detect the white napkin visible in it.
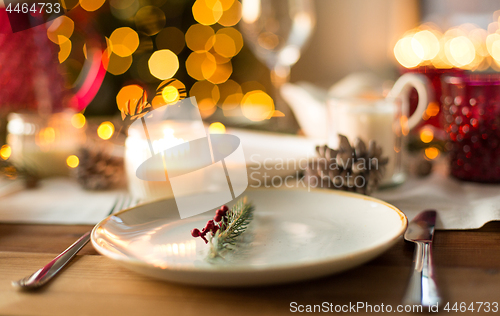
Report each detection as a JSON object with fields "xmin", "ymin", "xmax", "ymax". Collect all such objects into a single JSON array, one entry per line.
[
  {"xmin": 0, "ymin": 178, "xmax": 123, "ymax": 225},
  {"xmin": 374, "ymin": 167, "xmax": 500, "ymax": 230}
]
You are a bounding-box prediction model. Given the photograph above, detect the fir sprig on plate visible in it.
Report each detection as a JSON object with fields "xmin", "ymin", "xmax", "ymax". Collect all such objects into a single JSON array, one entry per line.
[{"xmin": 191, "ymin": 197, "xmax": 255, "ymax": 259}]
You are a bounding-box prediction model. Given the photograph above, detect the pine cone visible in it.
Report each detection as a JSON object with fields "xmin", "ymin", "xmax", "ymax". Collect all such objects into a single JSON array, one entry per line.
[
  {"xmin": 303, "ymin": 135, "xmax": 389, "ymax": 195},
  {"xmin": 74, "ymin": 147, "xmax": 124, "ymax": 190}
]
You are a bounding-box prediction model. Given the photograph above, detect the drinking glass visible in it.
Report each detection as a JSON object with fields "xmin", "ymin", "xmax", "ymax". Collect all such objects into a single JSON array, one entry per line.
[
  {"xmin": 441, "ymin": 74, "xmax": 500, "ymax": 183},
  {"xmin": 240, "ymin": 0, "xmax": 315, "ymax": 130}
]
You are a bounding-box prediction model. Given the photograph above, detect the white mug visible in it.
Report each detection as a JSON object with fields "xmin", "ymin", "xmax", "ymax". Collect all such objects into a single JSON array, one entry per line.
[{"xmin": 327, "ymin": 73, "xmax": 431, "ymax": 186}]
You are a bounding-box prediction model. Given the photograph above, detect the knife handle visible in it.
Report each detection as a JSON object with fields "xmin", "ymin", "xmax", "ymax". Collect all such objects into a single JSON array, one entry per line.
[{"xmin": 403, "ymin": 241, "xmax": 441, "ymax": 307}]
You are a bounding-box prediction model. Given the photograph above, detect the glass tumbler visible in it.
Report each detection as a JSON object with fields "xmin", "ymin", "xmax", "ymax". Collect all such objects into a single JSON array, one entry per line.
[{"xmin": 441, "ymin": 74, "xmax": 500, "ymax": 182}]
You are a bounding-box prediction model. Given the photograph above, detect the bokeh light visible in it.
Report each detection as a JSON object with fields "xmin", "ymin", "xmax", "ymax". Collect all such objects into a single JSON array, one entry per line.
[
  {"xmin": 80, "ymin": 0, "xmax": 106, "ymax": 12},
  {"xmin": 207, "ymin": 61, "xmax": 232, "ymax": 84},
  {"xmin": 425, "ymin": 147, "xmax": 440, "ymax": 160},
  {"xmin": 241, "ymin": 90, "xmax": 275, "ymax": 121},
  {"xmin": 135, "ymin": 6, "xmax": 166, "ymax": 36},
  {"xmin": 102, "ymin": 49, "xmax": 133, "ymax": 75},
  {"xmin": 110, "ymin": 27, "xmax": 140, "ymax": 57},
  {"xmin": 47, "ymin": 16, "xmax": 74, "ymax": 44},
  {"xmin": 208, "ymin": 122, "xmax": 226, "ymax": 134},
  {"xmin": 71, "ymin": 113, "xmax": 86, "ymax": 129},
  {"xmin": 66, "ymin": 155, "xmax": 79, "ymax": 168},
  {"xmin": 445, "ymin": 36, "xmax": 475, "ymax": 67},
  {"xmin": 213, "ymin": 27, "xmax": 243, "ymax": 58},
  {"xmin": 185, "ymin": 24, "xmax": 215, "ymax": 52},
  {"xmin": 420, "ymin": 128, "xmax": 434, "ymax": 143},
  {"xmin": 116, "ymin": 85, "xmax": 146, "ymax": 114},
  {"xmin": 162, "ymin": 86, "xmax": 179, "ymax": 103},
  {"xmin": 218, "ymin": 0, "xmax": 242, "ymax": 26},
  {"xmin": 190, "ymin": 80, "xmax": 220, "ymax": 118},
  {"xmin": 0, "ymin": 145, "xmax": 11, "ymax": 160},
  {"xmin": 186, "ymin": 51, "xmax": 217, "ymax": 80},
  {"xmin": 192, "ymin": 0, "xmax": 223, "ymax": 25},
  {"xmin": 148, "ymin": 49, "xmax": 179, "ymax": 80},
  {"xmin": 97, "ymin": 122, "xmax": 115, "ymax": 140},
  {"xmin": 156, "ymin": 27, "xmax": 185, "ymax": 54},
  {"xmin": 394, "ymin": 36, "xmax": 423, "ymax": 68},
  {"xmin": 156, "ymin": 79, "xmax": 186, "ymax": 107},
  {"xmin": 58, "ymin": 37, "xmax": 72, "ymax": 63}
]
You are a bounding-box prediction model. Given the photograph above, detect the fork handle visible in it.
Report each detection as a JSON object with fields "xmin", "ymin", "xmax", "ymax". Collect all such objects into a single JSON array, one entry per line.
[
  {"xmin": 13, "ymin": 232, "xmax": 90, "ymax": 289},
  {"xmin": 403, "ymin": 241, "xmax": 441, "ymax": 306}
]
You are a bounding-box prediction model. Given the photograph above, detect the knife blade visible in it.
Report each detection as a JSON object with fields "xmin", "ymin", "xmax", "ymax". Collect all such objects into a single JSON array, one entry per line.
[{"xmin": 402, "ymin": 210, "xmax": 441, "ymax": 307}]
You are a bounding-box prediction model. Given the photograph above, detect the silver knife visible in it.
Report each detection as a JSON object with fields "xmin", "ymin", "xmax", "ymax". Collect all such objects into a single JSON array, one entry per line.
[{"xmin": 402, "ymin": 210, "xmax": 441, "ymax": 306}]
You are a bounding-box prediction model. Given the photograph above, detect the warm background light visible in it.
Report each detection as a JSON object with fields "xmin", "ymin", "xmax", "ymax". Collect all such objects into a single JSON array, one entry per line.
[
  {"xmin": 97, "ymin": 122, "xmax": 115, "ymax": 140},
  {"xmin": 110, "ymin": 27, "xmax": 139, "ymax": 57},
  {"xmin": 71, "ymin": 113, "xmax": 86, "ymax": 129},
  {"xmin": 208, "ymin": 122, "xmax": 226, "ymax": 134},
  {"xmin": 241, "ymin": 90, "xmax": 275, "ymax": 121},
  {"xmin": 425, "ymin": 147, "xmax": 440, "ymax": 160},
  {"xmin": 0, "ymin": 145, "xmax": 11, "ymax": 160},
  {"xmin": 80, "ymin": 0, "xmax": 106, "ymax": 12},
  {"xmin": 148, "ymin": 49, "xmax": 179, "ymax": 80},
  {"xmin": 66, "ymin": 155, "xmax": 80, "ymax": 168}
]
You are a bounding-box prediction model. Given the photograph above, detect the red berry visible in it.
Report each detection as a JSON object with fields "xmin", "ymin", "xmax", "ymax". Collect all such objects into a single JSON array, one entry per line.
[
  {"xmin": 204, "ymin": 220, "xmax": 214, "ymax": 231},
  {"xmin": 216, "ymin": 209, "xmax": 225, "ymax": 217},
  {"xmin": 191, "ymin": 228, "xmax": 200, "ymax": 237},
  {"xmin": 214, "ymin": 214, "xmax": 222, "ymax": 222},
  {"xmin": 221, "ymin": 205, "xmax": 228, "ymax": 212},
  {"xmin": 212, "ymin": 226, "xmax": 219, "ymax": 234}
]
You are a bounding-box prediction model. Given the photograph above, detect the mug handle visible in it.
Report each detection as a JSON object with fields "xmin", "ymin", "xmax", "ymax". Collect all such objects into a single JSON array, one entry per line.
[{"xmin": 387, "ymin": 73, "xmax": 433, "ymax": 130}]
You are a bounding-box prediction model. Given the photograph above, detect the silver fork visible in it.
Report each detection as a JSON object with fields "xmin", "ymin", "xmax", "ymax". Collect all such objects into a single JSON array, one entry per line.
[{"xmin": 12, "ymin": 194, "xmax": 137, "ymax": 290}]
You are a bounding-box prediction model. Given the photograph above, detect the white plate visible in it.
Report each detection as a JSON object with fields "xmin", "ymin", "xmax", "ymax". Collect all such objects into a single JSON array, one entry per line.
[{"xmin": 91, "ymin": 189, "xmax": 406, "ymax": 287}]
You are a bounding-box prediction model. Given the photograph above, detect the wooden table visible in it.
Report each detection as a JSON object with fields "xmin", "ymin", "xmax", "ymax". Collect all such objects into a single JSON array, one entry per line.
[{"xmin": 1, "ymin": 222, "xmax": 499, "ymax": 315}]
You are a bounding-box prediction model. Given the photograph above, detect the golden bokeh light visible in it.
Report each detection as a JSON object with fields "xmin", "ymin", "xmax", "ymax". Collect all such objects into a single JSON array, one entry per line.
[
  {"xmin": 190, "ymin": 80, "xmax": 220, "ymax": 103},
  {"xmin": 110, "ymin": 27, "xmax": 140, "ymax": 57},
  {"xmin": 135, "ymin": 6, "xmax": 166, "ymax": 36},
  {"xmin": 71, "ymin": 113, "xmax": 86, "ymax": 129},
  {"xmin": 47, "ymin": 16, "xmax": 74, "ymax": 44},
  {"xmin": 186, "ymin": 51, "xmax": 217, "ymax": 80},
  {"xmin": 185, "ymin": 24, "xmax": 215, "ymax": 52},
  {"xmin": 425, "ymin": 147, "xmax": 440, "ymax": 160},
  {"xmin": 156, "ymin": 27, "xmax": 185, "ymax": 54},
  {"xmin": 445, "ymin": 36, "xmax": 475, "ymax": 67},
  {"xmin": 208, "ymin": 122, "xmax": 226, "ymax": 134},
  {"xmin": 197, "ymin": 98, "xmax": 217, "ymax": 118},
  {"xmin": 214, "ymin": 27, "xmax": 243, "ymax": 58},
  {"xmin": 80, "ymin": 0, "xmax": 106, "ymax": 12},
  {"xmin": 152, "ymin": 79, "xmax": 187, "ymax": 108},
  {"xmin": 116, "ymin": 85, "xmax": 146, "ymax": 114},
  {"xmin": 218, "ymin": 79, "xmax": 242, "ymax": 102},
  {"xmin": 0, "ymin": 145, "xmax": 11, "ymax": 160},
  {"xmin": 413, "ymin": 30, "xmax": 440, "ymax": 61},
  {"xmin": 162, "ymin": 86, "xmax": 179, "ymax": 103},
  {"xmin": 148, "ymin": 49, "xmax": 179, "ymax": 80},
  {"xmin": 66, "ymin": 155, "xmax": 80, "ymax": 168},
  {"xmin": 486, "ymin": 33, "xmax": 500, "ymax": 62},
  {"xmin": 97, "ymin": 122, "xmax": 115, "ymax": 140},
  {"xmin": 102, "ymin": 49, "xmax": 133, "ymax": 75},
  {"xmin": 207, "ymin": 61, "xmax": 232, "ymax": 84},
  {"xmin": 218, "ymin": 0, "xmax": 241, "ymax": 26},
  {"xmin": 241, "ymin": 90, "xmax": 275, "ymax": 121},
  {"xmin": 394, "ymin": 35, "xmax": 423, "ymax": 68},
  {"xmin": 58, "ymin": 36, "xmax": 72, "ymax": 63},
  {"xmin": 222, "ymin": 92, "xmax": 243, "ymax": 111},
  {"xmin": 425, "ymin": 102, "xmax": 440, "ymax": 117},
  {"xmin": 192, "ymin": 0, "xmax": 223, "ymax": 26},
  {"xmin": 420, "ymin": 128, "xmax": 434, "ymax": 143}
]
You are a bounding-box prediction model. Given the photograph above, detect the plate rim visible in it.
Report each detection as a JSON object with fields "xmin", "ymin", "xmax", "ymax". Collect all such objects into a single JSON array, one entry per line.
[{"xmin": 91, "ymin": 187, "xmax": 407, "ymax": 274}]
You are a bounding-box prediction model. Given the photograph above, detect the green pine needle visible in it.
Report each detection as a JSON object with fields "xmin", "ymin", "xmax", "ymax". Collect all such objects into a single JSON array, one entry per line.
[{"xmin": 208, "ymin": 197, "xmax": 254, "ymax": 259}]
